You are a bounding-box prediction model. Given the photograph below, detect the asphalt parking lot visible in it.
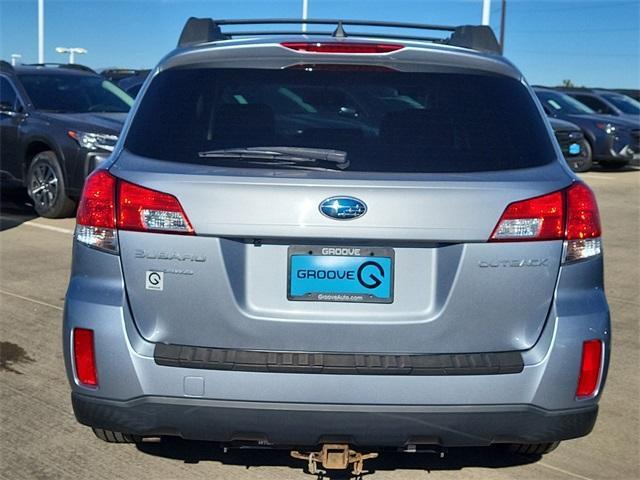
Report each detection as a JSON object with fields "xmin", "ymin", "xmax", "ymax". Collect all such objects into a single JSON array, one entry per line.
[{"xmin": 1, "ymin": 167, "xmax": 638, "ymax": 480}]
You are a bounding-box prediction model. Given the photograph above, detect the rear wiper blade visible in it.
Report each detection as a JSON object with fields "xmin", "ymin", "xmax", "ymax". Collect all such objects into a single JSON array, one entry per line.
[{"xmin": 197, "ymin": 146, "xmax": 349, "ymax": 170}]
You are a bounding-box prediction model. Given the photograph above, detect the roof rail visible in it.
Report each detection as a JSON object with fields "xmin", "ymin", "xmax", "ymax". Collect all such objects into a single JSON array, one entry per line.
[
  {"xmin": 177, "ymin": 18, "xmax": 501, "ymax": 54},
  {"xmin": 22, "ymin": 63, "xmax": 96, "ymax": 73}
]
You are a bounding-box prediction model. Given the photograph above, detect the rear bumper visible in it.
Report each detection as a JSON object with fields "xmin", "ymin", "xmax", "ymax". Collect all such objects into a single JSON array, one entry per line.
[
  {"xmin": 72, "ymin": 392, "xmax": 598, "ymax": 447},
  {"xmin": 64, "ymin": 243, "xmax": 610, "ymax": 448}
]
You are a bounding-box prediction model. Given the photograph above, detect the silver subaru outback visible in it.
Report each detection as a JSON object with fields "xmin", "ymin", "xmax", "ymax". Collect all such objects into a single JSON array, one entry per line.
[{"xmin": 63, "ymin": 18, "xmax": 610, "ymax": 470}]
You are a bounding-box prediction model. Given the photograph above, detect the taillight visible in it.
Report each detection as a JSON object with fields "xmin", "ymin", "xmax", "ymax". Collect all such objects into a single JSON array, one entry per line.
[
  {"xmin": 281, "ymin": 42, "xmax": 404, "ymax": 54},
  {"xmin": 564, "ymin": 182, "xmax": 602, "ymax": 263},
  {"xmin": 76, "ymin": 170, "xmax": 118, "ymax": 252},
  {"xmin": 490, "ymin": 190, "xmax": 564, "ymax": 241},
  {"xmin": 490, "ymin": 182, "xmax": 602, "ymax": 263},
  {"xmin": 117, "ymin": 180, "xmax": 194, "ymax": 234},
  {"xmin": 73, "ymin": 328, "xmax": 98, "ymax": 387},
  {"xmin": 576, "ymin": 339, "xmax": 603, "ymax": 398},
  {"xmin": 75, "ymin": 170, "xmax": 193, "ymax": 253}
]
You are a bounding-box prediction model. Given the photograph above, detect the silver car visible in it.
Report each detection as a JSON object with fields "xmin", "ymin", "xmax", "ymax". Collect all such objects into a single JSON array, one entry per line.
[{"xmin": 63, "ymin": 18, "xmax": 610, "ymax": 472}]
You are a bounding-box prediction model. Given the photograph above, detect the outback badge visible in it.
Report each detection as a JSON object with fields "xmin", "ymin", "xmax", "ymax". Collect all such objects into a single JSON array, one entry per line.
[{"xmin": 319, "ymin": 197, "xmax": 367, "ymax": 220}]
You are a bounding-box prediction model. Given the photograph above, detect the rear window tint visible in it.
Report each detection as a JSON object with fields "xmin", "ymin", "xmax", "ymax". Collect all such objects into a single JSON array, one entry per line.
[{"xmin": 125, "ymin": 68, "xmax": 555, "ymax": 173}]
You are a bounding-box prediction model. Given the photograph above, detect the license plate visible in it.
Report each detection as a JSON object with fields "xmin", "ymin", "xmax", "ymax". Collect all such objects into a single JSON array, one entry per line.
[{"xmin": 288, "ymin": 246, "xmax": 394, "ymax": 303}]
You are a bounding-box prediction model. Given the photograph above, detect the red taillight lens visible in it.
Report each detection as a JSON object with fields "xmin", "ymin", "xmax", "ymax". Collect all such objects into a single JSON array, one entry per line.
[
  {"xmin": 281, "ymin": 42, "xmax": 404, "ymax": 54},
  {"xmin": 75, "ymin": 171, "xmax": 194, "ymax": 252},
  {"xmin": 576, "ymin": 339, "xmax": 603, "ymax": 398},
  {"xmin": 566, "ymin": 182, "xmax": 601, "ymax": 240},
  {"xmin": 490, "ymin": 190, "xmax": 565, "ymax": 241},
  {"xmin": 490, "ymin": 181, "xmax": 602, "ymax": 257},
  {"xmin": 73, "ymin": 328, "xmax": 98, "ymax": 387},
  {"xmin": 76, "ymin": 170, "xmax": 116, "ymax": 228},
  {"xmin": 117, "ymin": 179, "xmax": 194, "ymax": 234}
]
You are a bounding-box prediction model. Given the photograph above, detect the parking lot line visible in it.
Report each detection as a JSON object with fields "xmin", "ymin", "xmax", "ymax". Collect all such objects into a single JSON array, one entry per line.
[
  {"xmin": 0, "ymin": 289, "xmax": 64, "ymax": 311},
  {"xmin": 539, "ymin": 462, "xmax": 595, "ymax": 480},
  {"xmin": 578, "ymin": 174, "xmax": 616, "ymax": 181},
  {"xmin": 23, "ymin": 219, "xmax": 74, "ymax": 235},
  {"xmin": 0, "ymin": 217, "xmax": 75, "ymax": 235}
]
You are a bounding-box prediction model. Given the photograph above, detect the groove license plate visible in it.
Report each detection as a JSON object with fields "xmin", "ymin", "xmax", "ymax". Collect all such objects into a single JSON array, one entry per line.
[{"xmin": 288, "ymin": 246, "xmax": 394, "ymax": 304}]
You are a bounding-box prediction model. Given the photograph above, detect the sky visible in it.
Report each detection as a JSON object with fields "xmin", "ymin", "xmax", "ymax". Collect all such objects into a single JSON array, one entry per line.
[{"xmin": 1, "ymin": 0, "xmax": 638, "ymax": 88}]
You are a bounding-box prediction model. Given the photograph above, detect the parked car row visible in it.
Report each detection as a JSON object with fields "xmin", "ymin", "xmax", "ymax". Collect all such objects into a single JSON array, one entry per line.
[
  {"xmin": 538, "ymin": 87, "xmax": 639, "ymax": 172},
  {"xmin": 1, "ymin": 58, "xmax": 638, "ymax": 220}
]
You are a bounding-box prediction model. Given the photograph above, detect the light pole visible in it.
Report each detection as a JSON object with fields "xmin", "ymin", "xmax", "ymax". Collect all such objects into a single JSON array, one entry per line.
[
  {"xmin": 499, "ymin": 0, "xmax": 507, "ymax": 53},
  {"xmin": 302, "ymin": 0, "xmax": 309, "ymax": 33},
  {"xmin": 10, "ymin": 54, "xmax": 22, "ymax": 66},
  {"xmin": 55, "ymin": 47, "xmax": 87, "ymax": 64},
  {"xmin": 302, "ymin": 0, "xmax": 308, "ymax": 32},
  {"xmin": 481, "ymin": 0, "xmax": 491, "ymax": 26},
  {"xmin": 38, "ymin": 0, "xmax": 44, "ymax": 63}
]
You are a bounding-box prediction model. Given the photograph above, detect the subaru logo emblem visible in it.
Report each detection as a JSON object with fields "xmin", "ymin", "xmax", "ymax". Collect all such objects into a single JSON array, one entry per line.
[{"xmin": 319, "ymin": 196, "xmax": 367, "ymax": 220}]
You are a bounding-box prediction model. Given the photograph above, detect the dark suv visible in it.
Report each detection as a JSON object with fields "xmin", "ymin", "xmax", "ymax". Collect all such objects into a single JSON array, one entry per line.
[
  {"xmin": 535, "ymin": 87, "xmax": 638, "ymax": 169},
  {"xmin": 0, "ymin": 62, "xmax": 133, "ymax": 217}
]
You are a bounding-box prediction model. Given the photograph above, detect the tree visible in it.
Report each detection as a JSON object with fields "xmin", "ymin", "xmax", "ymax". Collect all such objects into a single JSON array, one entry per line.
[{"xmin": 561, "ymin": 79, "xmax": 576, "ymax": 88}]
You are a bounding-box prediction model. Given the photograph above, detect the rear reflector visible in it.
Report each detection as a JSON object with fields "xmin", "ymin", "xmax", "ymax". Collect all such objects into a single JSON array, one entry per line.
[
  {"xmin": 75, "ymin": 170, "xmax": 193, "ymax": 253},
  {"xmin": 490, "ymin": 182, "xmax": 602, "ymax": 263},
  {"xmin": 281, "ymin": 42, "xmax": 404, "ymax": 54},
  {"xmin": 576, "ymin": 339, "xmax": 603, "ymax": 398},
  {"xmin": 73, "ymin": 328, "xmax": 98, "ymax": 387}
]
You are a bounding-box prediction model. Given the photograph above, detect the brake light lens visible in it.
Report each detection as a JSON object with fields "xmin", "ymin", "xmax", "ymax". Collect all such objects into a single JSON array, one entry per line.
[
  {"xmin": 76, "ymin": 170, "xmax": 116, "ymax": 228},
  {"xmin": 117, "ymin": 180, "xmax": 194, "ymax": 234},
  {"xmin": 76, "ymin": 170, "xmax": 118, "ymax": 252},
  {"xmin": 73, "ymin": 328, "xmax": 98, "ymax": 387},
  {"xmin": 490, "ymin": 190, "xmax": 564, "ymax": 241},
  {"xmin": 490, "ymin": 182, "xmax": 602, "ymax": 263},
  {"xmin": 565, "ymin": 183, "xmax": 601, "ymax": 239},
  {"xmin": 564, "ymin": 182, "xmax": 602, "ymax": 262},
  {"xmin": 281, "ymin": 42, "xmax": 404, "ymax": 54},
  {"xmin": 576, "ymin": 339, "xmax": 603, "ymax": 398},
  {"xmin": 75, "ymin": 170, "xmax": 194, "ymax": 253}
]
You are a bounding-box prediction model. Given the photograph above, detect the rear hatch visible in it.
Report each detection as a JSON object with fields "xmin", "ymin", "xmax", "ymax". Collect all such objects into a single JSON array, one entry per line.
[{"xmin": 113, "ymin": 62, "xmax": 571, "ymax": 354}]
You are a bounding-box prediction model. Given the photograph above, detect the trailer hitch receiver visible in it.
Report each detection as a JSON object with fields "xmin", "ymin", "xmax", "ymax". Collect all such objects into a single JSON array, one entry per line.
[{"xmin": 291, "ymin": 444, "xmax": 378, "ymax": 475}]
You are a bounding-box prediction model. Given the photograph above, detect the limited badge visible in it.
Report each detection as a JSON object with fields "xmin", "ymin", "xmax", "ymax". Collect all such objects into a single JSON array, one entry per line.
[{"xmin": 145, "ymin": 271, "xmax": 164, "ymax": 291}]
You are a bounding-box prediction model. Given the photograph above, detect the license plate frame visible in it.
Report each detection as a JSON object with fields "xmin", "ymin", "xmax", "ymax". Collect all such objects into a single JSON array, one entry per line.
[{"xmin": 287, "ymin": 246, "xmax": 395, "ymax": 304}]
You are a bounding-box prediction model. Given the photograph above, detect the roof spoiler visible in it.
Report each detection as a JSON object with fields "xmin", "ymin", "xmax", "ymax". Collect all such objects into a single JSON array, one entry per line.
[{"xmin": 177, "ymin": 18, "xmax": 501, "ymax": 54}]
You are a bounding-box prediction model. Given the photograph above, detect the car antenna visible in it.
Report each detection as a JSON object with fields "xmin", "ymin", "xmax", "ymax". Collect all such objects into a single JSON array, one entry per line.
[{"xmin": 332, "ymin": 21, "xmax": 347, "ymax": 38}]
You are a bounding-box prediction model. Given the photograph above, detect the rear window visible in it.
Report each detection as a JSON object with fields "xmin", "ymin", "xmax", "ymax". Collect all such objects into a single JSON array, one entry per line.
[{"xmin": 125, "ymin": 68, "xmax": 555, "ymax": 173}]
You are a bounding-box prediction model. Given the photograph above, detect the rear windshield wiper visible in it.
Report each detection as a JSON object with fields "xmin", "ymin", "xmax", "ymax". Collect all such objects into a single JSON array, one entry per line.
[{"xmin": 197, "ymin": 146, "xmax": 349, "ymax": 170}]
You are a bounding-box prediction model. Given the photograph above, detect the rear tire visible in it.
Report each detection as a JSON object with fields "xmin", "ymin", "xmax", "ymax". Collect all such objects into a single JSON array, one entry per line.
[
  {"xmin": 92, "ymin": 428, "xmax": 140, "ymax": 444},
  {"xmin": 27, "ymin": 151, "xmax": 76, "ymax": 218},
  {"xmin": 598, "ymin": 160, "xmax": 628, "ymax": 170},
  {"xmin": 508, "ymin": 441, "xmax": 560, "ymax": 456}
]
